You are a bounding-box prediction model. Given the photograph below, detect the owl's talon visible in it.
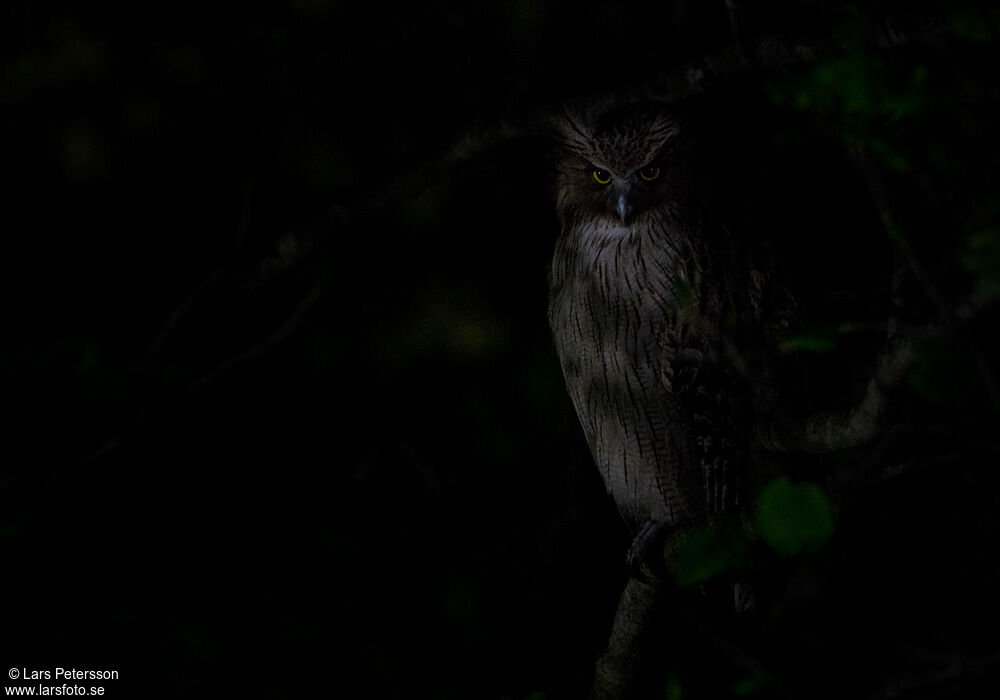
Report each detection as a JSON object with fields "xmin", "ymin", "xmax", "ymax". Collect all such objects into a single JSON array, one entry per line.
[{"xmin": 626, "ymin": 519, "xmax": 670, "ymax": 583}]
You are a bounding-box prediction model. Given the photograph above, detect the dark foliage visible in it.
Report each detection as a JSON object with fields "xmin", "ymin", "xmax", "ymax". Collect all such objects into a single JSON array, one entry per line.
[{"xmin": 2, "ymin": 1, "xmax": 998, "ymax": 698}]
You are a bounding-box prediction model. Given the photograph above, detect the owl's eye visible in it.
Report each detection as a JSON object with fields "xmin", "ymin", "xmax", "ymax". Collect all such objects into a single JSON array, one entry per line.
[
  {"xmin": 639, "ymin": 165, "xmax": 660, "ymax": 181},
  {"xmin": 592, "ymin": 169, "xmax": 611, "ymax": 185}
]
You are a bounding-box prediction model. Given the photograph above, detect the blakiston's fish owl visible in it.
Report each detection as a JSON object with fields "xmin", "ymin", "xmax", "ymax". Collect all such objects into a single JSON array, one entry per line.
[{"xmin": 548, "ymin": 102, "xmax": 786, "ymax": 572}]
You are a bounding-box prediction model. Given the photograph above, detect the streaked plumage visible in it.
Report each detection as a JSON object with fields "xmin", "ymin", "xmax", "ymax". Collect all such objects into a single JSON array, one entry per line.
[{"xmin": 548, "ymin": 102, "xmax": 769, "ymax": 541}]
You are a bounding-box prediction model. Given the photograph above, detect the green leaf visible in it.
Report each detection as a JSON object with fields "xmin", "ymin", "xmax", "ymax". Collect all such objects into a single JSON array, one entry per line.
[
  {"xmin": 755, "ymin": 478, "xmax": 834, "ymax": 556},
  {"xmin": 663, "ymin": 675, "xmax": 683, "ymax": 700},
  {"xmin": 907, "ymin": 339, "xmax": 981, "ymax": 409},
  {"xmin": 766, "ymin": 54, "xmax": 925, "ymax": 124},
  {"xmin": 777, "ymin": 333, "xmax": 835, "ymax": 353},
  {"xmin": 960, "ymin": 228, "xmax": 1000, "ymax": 300},
  {"xmin": 950, "ymin": 9, "xmax": 996, "ymax": 44},
  {"xmin": 732, "ymin": 673, "xmax": 775, "ymax": 696},
  {"xmin": 671, "ymin": 521, "xmax": 747, "ymax": 586}
]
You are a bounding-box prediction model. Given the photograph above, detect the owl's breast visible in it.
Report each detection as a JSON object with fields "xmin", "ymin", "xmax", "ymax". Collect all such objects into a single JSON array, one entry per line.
[{"xmin": 548, "ymin": 230, "xmax": 704, "ymax": 529}]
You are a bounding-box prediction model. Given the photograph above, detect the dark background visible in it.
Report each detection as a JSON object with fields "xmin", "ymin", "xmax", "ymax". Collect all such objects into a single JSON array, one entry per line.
[{"xmin": 2, "ymin": 1, "xmax": 999, "ymax": 698}]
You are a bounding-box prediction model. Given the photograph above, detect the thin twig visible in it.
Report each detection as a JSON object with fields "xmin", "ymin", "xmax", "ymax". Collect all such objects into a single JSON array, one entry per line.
[
  {"xmin": 52, "ymin": 284, "xmax": 323, "ymax": 485},
  {"xmin": 872, "ymin": 650, "xmax": 1000, "ymax": 699},
  {"xmin": 149, "ymin": 172, "xmax": 256, "ymax": 353}
]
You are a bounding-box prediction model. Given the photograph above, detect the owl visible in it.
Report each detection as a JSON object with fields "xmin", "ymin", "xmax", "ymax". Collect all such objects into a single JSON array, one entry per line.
[{"xmin": 548, "ymin": 101, "xmax": 783, "ymax": 575}]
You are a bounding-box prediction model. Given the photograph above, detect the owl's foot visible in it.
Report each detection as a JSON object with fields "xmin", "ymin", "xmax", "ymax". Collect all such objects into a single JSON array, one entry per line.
[{"xmin": 626, "ymin": 519, "xmax": 671, "ymax": 584}]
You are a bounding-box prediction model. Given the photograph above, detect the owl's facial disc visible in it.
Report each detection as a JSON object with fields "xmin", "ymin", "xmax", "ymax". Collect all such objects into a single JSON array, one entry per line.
[{"xmin": 590, "ymin": 167, "xmax": 645, "ymax": 225}]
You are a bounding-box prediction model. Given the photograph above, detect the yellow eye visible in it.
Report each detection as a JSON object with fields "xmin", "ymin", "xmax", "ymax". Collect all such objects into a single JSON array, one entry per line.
[
  {"xmin": 592, "ymin": 169, "xmax": 611, "ymax": 185},
  {"xmin": 640, "ymin": 165, "xmax": 660, "ymax": 181}
]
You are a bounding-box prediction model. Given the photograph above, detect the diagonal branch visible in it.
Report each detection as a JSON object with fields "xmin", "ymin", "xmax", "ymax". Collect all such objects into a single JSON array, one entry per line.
[
  {"xmin": 53, "ymin": 284, "xmax": 324, "ymax": 485},
  {"xmin": 759, "ymin": 331, "xmax": 917, "ymax": 454}
]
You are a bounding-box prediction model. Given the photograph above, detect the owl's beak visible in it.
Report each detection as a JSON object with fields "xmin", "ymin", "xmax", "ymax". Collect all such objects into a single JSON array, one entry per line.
[{"xmin": 617, "ymin": 190, "xmax": 635, "ymax": 225}]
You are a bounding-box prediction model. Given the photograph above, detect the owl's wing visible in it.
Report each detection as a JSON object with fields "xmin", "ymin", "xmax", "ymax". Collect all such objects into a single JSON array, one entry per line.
[{"xmin": 660, "ymin": 327, "xmax": 745, "ymax": 518}]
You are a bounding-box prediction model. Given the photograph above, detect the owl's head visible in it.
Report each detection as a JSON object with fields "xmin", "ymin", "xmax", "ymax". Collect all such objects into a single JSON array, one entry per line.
[{"xmin": 552, "ymin": 102, "xmax": 694, "ymax": 227}]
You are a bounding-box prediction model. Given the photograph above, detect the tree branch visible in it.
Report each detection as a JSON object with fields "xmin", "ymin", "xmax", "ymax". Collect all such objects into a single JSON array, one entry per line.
[
  {"xmin": 592, "ymin": 532, "xmax": 763, "ymax": 699},
  {"xmin": 759, "ymin": 331, "xmax": 916, "ymax": 453},
  {"xmin": 53, "ymin": 284, "xmax": 323, "ymax": 485},
  {"xmin": 590, "ymin": 576, "xmax": 663, "ymax": 700}
]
